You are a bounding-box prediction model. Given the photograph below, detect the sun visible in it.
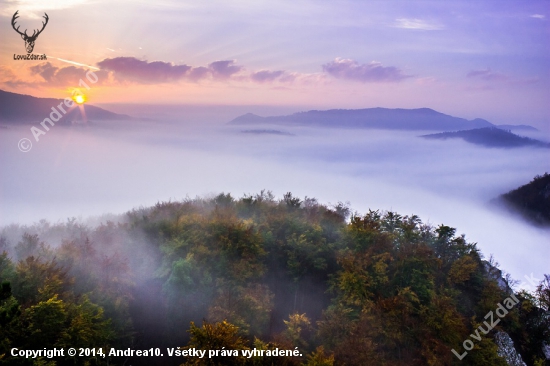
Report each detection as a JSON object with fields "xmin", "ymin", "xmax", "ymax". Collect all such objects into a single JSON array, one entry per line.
[{"xmin": 73, "ymin": 94, "xmax": 87, "ymax": 104}]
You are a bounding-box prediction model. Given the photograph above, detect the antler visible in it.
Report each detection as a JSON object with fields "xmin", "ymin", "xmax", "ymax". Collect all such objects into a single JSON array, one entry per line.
[
  {"xmin": 32, "ymin": 13, "xmax": 49, "ymax": 38},
  {"xmin": 11, "ymin": 11, "xmax": 49, "ymax": 39},
  {"xmin": 11, "ymin": 11, "xmax": 26, "ymax": 37}
]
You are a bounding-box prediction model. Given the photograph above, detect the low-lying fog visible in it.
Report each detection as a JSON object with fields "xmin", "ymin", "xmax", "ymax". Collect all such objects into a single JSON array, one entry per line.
[{"xmin": 1, "ymin": 104, "xmax": 549, "ymax": 289}]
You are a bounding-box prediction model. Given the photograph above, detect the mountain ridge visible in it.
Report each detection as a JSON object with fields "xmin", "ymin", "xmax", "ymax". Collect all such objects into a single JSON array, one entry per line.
[
  {"xmin": 0, "ymin": 89, "xmax": 132, "ymax": 123},
  {"xmin": 229, "ymin": 107, "xmax": 538, "ymax": 132},
  {"xmin": 228, "ymin": 107, "xmax": 497, "ymax": 131}
]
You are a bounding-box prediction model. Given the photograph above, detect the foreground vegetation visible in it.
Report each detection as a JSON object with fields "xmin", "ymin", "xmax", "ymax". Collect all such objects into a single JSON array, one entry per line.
[{"xmin": 1, "ymin": 192, "xmax": 549, "ymax": 365}]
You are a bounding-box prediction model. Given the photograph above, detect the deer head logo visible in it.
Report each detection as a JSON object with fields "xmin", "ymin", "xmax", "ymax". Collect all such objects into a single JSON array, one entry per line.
[{"xmin": 11, "ymin": 11, "xmax": 49, "ymax": 54}]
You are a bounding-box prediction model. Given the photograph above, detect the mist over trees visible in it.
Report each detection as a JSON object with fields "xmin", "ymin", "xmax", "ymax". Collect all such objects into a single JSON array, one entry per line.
[{"xmin": 1, "ymin": 192, "xmax": 548, "ymax": 365}]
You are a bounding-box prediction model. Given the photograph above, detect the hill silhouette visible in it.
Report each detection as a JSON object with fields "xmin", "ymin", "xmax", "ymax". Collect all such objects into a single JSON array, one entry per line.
[
  {"xmin": 0, "ymin": 89, "xmax": 131, "ymax": 123},
  {"xmin": 496, "ymin": 173, "xmax": 550, "ymax": 226},
  {"xmin": 421, "ymin": 127, "xmax": 550, "ymax": 148},
  {"xmin": 229, "ymin": 107, "xmax": 498, "ymax": 131}
]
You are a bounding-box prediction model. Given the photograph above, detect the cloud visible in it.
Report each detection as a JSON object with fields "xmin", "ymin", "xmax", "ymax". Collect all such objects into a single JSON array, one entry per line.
[
  {"xmin": 394, "ymin": 18, "xmax": 443, "ymax": 30},
  {"xmin": 530, "ymin": 14, "xmax": 545, "ymax": 20},
  {"xmin": 322, "ymin": 58, "xmax": 411, "ymax": 83},
  {"xmin": 3, "ymin": 56, "xmax": 402, "ymax": 90},
  {"xmin": 251, "ymin": 70, "xmax": 285, "ymax": 83},
  {"xmin": 97, "ymin": 57, "xmax": 191, "ymax": 83},
  {"xmin": 248, "ymin": 69, "xmax": 325, "ymax": 85},
  {"xmin": 29, "ymin": 63, "xmax": 57, "ymax": 81},
  {"xmin": 95, "ymin": 57, "xmax": 244, "ymax": 84},
  {"xmin": 2, "ymin": 56, "xmax": 316, "ymax": 89},
  {"xmin": 95, "ymin": 57, "xmax": 314, "ymax": 85},
  {"xmin": 208, "ymin": 60, "xmax": 243, "ymax": 79},
  {"xmin": 466, "ymin": 68, "xmax": 508, "ymax": 81},
  {"xmin": 0, "ymin": 66, "xmax": 28, "ymax": 88},
  {"xmin": 29, "ymin": 62, "xmax": 110, "ymax": 86},
  {"xmin": 187, "ymin": 67, "xmax": 210, "ymax": 81},
  {"xmin": 465, "ymin": 68, "xmax": 539, "ymax": 90}
]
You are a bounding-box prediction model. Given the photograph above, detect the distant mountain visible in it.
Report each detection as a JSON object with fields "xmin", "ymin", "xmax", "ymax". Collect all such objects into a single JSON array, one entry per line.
[
  {"xmin": 241, "ymin": 129, "xmax": 294, "ymax": 136},
  {"xmin": 229, "ymin": 107, "xmax": 494, "ymax": 131},
  {"xmin": 421, "ymin": 127, "xmax": 550, "ymax": 148},
  {"xmin": 494, "ymin": 173, "xmax": 550, "ymax": 226},
  {"xmin": 0, "ymin": 89, "xmax": 131, "ymax": 123}
]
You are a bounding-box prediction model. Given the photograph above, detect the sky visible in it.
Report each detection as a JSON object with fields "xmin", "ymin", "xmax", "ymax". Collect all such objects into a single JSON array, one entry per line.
[{"xmin": 0, "ymin": 0, "xmax": 549, "ymax": 129}]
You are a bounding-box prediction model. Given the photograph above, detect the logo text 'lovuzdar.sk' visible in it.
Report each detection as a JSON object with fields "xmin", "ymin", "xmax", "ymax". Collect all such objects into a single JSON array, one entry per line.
[
  {"xmin": 13, "ymin": 54, "xmax": 47, "ymax": 60},
  {"xmin": 452, "ymin": 293, "xmax": 520, "ymax": 360}
]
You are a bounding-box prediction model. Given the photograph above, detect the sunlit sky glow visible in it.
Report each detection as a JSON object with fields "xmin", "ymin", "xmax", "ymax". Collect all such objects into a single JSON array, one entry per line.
[{"xmin": 1, "ymin": 0, "xmax": 548, "ymax": 128}]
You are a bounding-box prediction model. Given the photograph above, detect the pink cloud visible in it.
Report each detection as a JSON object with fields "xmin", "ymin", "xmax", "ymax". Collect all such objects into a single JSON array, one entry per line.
[
  {"xmin": 250, "ymin": 70, "xmax": 285, "ymax": 83},
  {"xmin": 187, "ymin": 66, "xmax": 210, "ymax": 81},
  {"xmin": 95, "ymin": 57, "xmax": 244, "ymax": 83},
  {"xmin": 97, "ymin": 57, "xmax": 191, "ymax": 83},
  {"xmin": 29, "ymin": 62, "xmax": 110, "ymax": 86},
  {"xmin": 322, "ymin": 58, "xmax": 411, "ymax": 83},
  {"xmin": 208, "ymin": 60, "xmax": 243, "ymax": 79}
]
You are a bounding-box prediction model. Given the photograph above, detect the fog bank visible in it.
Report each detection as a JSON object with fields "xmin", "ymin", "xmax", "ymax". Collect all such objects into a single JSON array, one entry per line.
[{"xmin": 1, "ymin": 105, "xmax": 549, "ymax": 287}]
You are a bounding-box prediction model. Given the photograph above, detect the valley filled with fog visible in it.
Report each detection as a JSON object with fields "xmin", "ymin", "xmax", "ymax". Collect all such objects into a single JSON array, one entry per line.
[{"xmin": 1, "ymin": 105, "xmax": 549, "ymax": 287}]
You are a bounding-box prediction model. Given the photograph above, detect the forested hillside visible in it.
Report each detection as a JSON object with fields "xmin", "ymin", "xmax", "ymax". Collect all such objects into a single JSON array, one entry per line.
[
  {"xmin": 1, "ymin": 192, "xmax": 549, "ymax": 365},
  {"xmin": 497, "ymin": 173, "xmax": 550, "ymax": 226}
]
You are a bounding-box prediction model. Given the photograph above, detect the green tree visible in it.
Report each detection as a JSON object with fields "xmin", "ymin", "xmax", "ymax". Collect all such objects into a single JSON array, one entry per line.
[{"xmin": 182, "ymin": 320, "xmax": 249, "ymax": 366}]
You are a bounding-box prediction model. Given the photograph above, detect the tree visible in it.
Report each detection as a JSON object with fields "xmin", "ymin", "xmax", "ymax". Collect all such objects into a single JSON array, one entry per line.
[
  {"xmin": 283, "ymin": 313, "xmax": 312, "ymax": 350},
  {"xmin": 182, "ymin": 320, "xmax": 249, "ymax": 366}
]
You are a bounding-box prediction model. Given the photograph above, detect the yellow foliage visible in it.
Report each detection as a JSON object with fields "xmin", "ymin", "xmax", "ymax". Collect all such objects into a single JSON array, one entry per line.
[{"xmin": 448, "ymin": 255, "xmax": 478, "ymax": 284}]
